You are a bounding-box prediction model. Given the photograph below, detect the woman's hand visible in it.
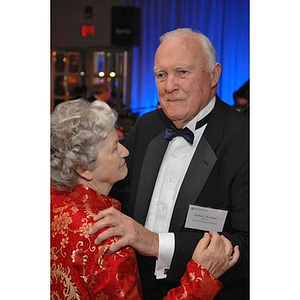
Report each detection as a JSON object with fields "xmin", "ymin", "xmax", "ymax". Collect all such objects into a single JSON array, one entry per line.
[{"xmin": 192, "ymin": 231, "xmax": 240, "ymax": 278}]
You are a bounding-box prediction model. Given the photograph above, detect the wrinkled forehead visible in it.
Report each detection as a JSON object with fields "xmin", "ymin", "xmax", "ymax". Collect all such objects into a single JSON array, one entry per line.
[{"xmin": 154, "ymin": 35, "xmax": 206, "ymax": 67}]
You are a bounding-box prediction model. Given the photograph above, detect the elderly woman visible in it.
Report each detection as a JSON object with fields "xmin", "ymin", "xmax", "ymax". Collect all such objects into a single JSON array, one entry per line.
[{"xmin": 51, "ymin": 99, "xmax": 239, "ymax": 299}]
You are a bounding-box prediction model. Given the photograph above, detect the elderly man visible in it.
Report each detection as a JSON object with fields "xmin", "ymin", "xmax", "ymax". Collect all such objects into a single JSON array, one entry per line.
[{"xmin": 90, "ymin": 28, "xmax": 249, "ymax": 299}]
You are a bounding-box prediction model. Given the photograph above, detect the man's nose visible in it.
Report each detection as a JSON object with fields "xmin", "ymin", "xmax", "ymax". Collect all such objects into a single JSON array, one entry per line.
[{"xmin": 165, "ymin": 75, "xmax": 179, "ymax": 93}]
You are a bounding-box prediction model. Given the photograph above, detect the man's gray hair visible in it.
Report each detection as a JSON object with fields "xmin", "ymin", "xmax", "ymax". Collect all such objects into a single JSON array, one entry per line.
[{"xmin": 159, "ymin": 28, "xmax": 217, "ymax": 71}]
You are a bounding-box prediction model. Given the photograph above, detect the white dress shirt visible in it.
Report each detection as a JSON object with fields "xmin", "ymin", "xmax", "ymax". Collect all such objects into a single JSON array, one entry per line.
[{"xmin": 144, "ymin": 96, "xmax": 216, "ymax": 279}]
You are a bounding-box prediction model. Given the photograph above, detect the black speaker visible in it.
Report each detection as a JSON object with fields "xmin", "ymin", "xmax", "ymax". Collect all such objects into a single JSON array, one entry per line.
[{"xmin": 111, "ymin": 6, "xmax": 140, "ymax": 46}]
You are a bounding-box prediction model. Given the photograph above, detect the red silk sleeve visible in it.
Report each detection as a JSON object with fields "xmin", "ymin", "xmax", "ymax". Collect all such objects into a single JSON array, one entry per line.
[{"xmin": 164, "ymin": 259, "xmax": 223, "ymax": 300}]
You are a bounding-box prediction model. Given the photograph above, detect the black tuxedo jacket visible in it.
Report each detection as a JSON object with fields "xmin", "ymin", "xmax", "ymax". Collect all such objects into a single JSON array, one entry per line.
[{"xmin": 120, "ymin": 96, "xmax": 249, "ymax": 299}]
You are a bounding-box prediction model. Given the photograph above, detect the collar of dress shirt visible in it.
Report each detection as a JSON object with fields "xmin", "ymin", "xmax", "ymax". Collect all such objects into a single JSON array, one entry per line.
[{"xmin": 185, "ymin": 96, "xmax": 216, "ymax": 133}]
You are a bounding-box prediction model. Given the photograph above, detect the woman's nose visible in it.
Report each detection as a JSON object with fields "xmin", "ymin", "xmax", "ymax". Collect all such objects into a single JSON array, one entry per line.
[{"xmin": 119, "ymin": 143, "xmax": 129, "ymax": 157}]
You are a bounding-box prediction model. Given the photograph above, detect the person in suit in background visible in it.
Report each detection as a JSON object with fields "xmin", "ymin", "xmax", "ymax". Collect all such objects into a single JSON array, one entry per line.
[
  {"xmin": 88, "ymin": 81, "xmax": 114, "ymax": 107},
  {"xmin": 89, "ymin": 28, "xmax": 249, "ymax": 299},
  {"xmin": 233, "ymin": 80, "xmax": 250, "ymax": 114}
]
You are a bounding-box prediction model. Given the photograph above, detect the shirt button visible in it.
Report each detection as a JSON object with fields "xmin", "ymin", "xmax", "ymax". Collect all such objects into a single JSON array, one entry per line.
[{"xmin": 171, "ymin": 150, "xmax": 180, "ymax": 157}]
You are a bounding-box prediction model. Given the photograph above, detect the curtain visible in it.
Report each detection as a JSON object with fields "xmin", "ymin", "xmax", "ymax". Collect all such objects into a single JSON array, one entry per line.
[{"xmin": 127, "ymin": 0, "xmax": 249, "ymax": 116}]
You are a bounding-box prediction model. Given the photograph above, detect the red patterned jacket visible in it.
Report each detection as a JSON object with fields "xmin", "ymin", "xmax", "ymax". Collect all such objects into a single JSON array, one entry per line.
[{"xmin": 51, "ymin": 185, "xmax": 222, "ymax": 299}]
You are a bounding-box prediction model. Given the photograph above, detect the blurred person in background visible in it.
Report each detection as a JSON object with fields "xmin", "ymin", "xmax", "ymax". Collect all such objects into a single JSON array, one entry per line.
[
  {"xmin": 88, "ymin": 82, "xmax": 114, "ymax": 108},
  {"xmin": 233, "ymin": 80, "xmax": 249, "ymax": 114}
]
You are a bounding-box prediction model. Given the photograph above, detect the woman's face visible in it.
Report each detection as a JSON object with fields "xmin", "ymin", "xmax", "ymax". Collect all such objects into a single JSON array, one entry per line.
[{"xmin": 80, "ymin": 128, "xmax": 129, "ymax": 195}]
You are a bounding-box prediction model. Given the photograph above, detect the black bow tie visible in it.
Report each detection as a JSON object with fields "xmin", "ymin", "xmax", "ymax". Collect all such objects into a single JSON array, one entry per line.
[
  {"xmin": 165, "ymin": 126, "xmax": 194, "ymax": 144},
  {"xmin": 164, "ymin": 112, "xmax": 211, "ymax": 144}
]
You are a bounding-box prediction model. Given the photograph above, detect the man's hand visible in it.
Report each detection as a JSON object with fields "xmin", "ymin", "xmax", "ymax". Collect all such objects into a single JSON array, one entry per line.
[
  {"xmin": 89, "ymin": 207, "xmax": 159, "ymax": 258},
  {"xmin": 192, "ymin": 231, "xmax": 240, "ymax": 278}
]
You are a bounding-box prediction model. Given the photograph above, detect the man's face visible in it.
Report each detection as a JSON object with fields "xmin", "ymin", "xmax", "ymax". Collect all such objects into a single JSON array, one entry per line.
[{"xmin": 154, "ymin": 35, "xmax": 220, "ymax": 128}]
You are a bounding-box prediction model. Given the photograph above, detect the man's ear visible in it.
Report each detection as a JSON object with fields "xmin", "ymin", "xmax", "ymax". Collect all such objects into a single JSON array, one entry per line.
[
  {"xmin": 211, "ymin": 63, "xmax": 222, "ymax": 88},
  {"xmin": 76, "ymin": 167, "xmax": 93, "ymax": 181}
]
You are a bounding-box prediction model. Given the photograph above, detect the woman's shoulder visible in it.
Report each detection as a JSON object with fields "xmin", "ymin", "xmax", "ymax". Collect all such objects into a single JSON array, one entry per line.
[{"xmin": 51, "ymin": 185, "xmax": 121, "ymax": 210}]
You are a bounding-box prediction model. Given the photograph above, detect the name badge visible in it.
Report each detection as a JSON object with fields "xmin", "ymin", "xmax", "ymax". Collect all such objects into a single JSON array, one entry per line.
[{"xmin": 185, "ymin": 204, "xmax": 228, "ymax": 232}]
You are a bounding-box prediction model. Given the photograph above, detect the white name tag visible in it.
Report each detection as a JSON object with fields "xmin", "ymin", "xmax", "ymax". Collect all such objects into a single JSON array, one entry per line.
[{"xmin": 185, "ymin": 204, "xmax": 228, "ymax": 232}]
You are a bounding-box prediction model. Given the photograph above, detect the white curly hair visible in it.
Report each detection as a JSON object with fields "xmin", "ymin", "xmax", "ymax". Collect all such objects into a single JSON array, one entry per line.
[{"xmin": 51, "ymin": 99, "xmax": 117, "ymax": 191}]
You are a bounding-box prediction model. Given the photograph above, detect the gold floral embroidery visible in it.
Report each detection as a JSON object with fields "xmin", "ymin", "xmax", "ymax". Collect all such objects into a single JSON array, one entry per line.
[
  {"xmin": 71, "ymin": 206, "xmax": 79, "ymax": 213},
  {"xmin": 188, "ymin": 271, "xmax": 196, "ymax": 281},
  {"xmin": 70, "ymin": 237, "xmax": 97, "ymax": 284},
  {"xmin": 51, "ymin": 207, "xmax": 73, "ymax": 259},
  {"xmin": 71, "ymin": 248, "xmax": 88, "ymax": 266},
  {"xmin": 51, "ymin": 262, "xmax": 80, "ymax": 300},
  {"xmin": 84, "ymin": 203, "xmax": 95, "ymax": 219},
  {"xmin": 51, "ymin": 187, "xmax": 129, "ymax": 298},
  {"xmin": 97, "ymin": 244, "xmax": 111, "ymax": 270},
  {"xmin": 74, "ymin": 218, "xmax": 93, "ymax": 240},
  {"xmin": 51, "ymin": 247, "xmax": 59, "ymax": 261},
  {"xmin": 51, "ymin": 245, "xmax": 67, "ymax": 260},
  {"xmin": 71, "ymin": 248, "xmax": 89, "ymax": 283},
  {"xmin": 97, "ymin": 239, "xmax": 130, "ymax": 270},
  {"xmin": 61, "ymin": 237, "xmax": 69, "ymax": 248},
  {"xmin": 51, "ymin": 212, "xmax": 72, "ymax": 237}
]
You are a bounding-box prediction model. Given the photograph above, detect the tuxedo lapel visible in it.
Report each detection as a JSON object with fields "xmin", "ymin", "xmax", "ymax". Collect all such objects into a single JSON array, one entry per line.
[
  {"xmin": 204, "ymin": 96, "xmax": 227, "ymax": 150},
  {"xmin": 169, "ymin": 136, "xmax": 217, "ymax": 231},
  {"xmin": 134, "ymin": 97, "xmax": 225, "ymax": 228},
  {"xmin": 169, "ymin": 97, "xmax": 226, "ymax": 231},
  {"xmin": 134, "ymin": 132, "xmax": 169, "ymax": 224}
]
